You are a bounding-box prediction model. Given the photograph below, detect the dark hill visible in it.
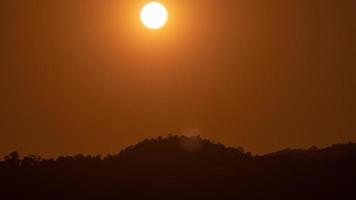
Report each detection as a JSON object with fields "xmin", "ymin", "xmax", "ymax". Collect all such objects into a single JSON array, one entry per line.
[
  {"xmin": 116, "ymin": 135, "xmax": 249, "ymax": 164},
  {"xmin": 1, "ymin": 135, "xmax": 356, "ymax": 200}
]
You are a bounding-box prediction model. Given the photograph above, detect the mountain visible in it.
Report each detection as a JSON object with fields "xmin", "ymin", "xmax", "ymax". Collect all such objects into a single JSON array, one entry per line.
[{"xmin": 1, "ymin": 135, "xmax": 356, "ymax": 200}]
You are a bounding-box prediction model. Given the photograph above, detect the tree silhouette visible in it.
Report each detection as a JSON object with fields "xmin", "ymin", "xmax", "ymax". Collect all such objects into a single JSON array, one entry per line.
[
  {"xmin": 3, "ymin": 151, "xmax": 20, "ymax": 168},
  {"xmin": 0, "ymin": 136, "xmax": 355, "ymax": 200}
]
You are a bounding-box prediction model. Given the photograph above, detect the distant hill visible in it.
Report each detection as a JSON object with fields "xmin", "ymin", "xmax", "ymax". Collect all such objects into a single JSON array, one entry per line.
[
  {"xmin": 266, "ymin": 142, "xmax": 356, "ymax": 159},
  {"xmin": 116, "ymin": 135, "xmax": 249, "ymax": 163},
  {"xmin": 1, "ymin": 135, "xmax": 355, "ymax": 200}
]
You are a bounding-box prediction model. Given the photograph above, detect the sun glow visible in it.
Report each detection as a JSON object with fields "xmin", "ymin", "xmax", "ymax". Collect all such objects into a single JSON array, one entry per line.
[{"xmin": 141, "ymin": 2, "xmax": 168, "ymax": 30}]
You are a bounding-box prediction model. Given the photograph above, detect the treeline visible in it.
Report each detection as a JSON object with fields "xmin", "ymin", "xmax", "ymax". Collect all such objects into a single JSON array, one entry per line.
[{"xmin": 1, "ymin": 135, "xmax": 355, "ymax": 200}]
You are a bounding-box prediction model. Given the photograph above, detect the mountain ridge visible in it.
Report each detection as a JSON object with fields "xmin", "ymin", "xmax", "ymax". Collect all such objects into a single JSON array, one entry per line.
[{"xmin": 1, "ymin": 135, "xmax": 355, "ymax": 200}]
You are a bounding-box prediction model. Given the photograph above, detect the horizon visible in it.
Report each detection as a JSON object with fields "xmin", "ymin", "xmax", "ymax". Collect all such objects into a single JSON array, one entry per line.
[{"xmin": 1, "ymin": 134, "xmax": 355, "ymax": 159}]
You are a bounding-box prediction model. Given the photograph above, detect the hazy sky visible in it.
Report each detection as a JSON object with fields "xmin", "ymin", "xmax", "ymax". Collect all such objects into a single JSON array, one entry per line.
[{"xmin": 1, "ymin": 0, "xmax": 355, "ymax": 157}]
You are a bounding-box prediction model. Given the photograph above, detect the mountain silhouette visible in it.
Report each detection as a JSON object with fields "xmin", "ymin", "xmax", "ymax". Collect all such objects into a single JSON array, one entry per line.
[
  {"xmin": 117, "ymin": 135, "xmax": 249, "ymax": 164},
  {"xmin": 1, "ymin": 135, "xmax": 355, "ymax": 200}
]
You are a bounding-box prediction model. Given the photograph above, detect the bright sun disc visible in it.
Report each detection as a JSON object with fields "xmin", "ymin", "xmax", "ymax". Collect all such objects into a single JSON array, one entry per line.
[{"xmin": 141, "ymin": 2, "xmax": 168, "ymax": 30}]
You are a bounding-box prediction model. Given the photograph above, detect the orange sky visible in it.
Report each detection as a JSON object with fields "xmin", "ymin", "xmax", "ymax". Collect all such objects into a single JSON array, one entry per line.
[{"xmin": 1, "ymin": 0, "xmax": 356, "ymax": 157}]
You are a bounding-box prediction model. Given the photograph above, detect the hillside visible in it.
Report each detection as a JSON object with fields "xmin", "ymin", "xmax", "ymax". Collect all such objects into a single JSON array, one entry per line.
[{"xmin": 1, "ymin": 135, "xmax": 355, "ymax": 200}]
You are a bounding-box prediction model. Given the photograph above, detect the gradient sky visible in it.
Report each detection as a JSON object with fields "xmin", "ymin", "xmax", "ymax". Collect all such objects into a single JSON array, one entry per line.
[{"xmin": 1, "ymin": 0, "xmax": 355, "ymax": 157}]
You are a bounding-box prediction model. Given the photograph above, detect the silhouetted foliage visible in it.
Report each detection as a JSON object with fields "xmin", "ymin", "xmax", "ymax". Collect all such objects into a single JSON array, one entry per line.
[
  {"xmin": 0, "ymin": 135, "xmax": 355, "ymax": 200},
  {"xmin": 2, "ymin": 151, "xmax": 20, "ymax": 169}
]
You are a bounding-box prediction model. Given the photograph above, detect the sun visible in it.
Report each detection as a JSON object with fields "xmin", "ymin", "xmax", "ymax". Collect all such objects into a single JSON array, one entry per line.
[{"xmin": 141, "ymin": 2, "xmax": 168, "ymax": 30}]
